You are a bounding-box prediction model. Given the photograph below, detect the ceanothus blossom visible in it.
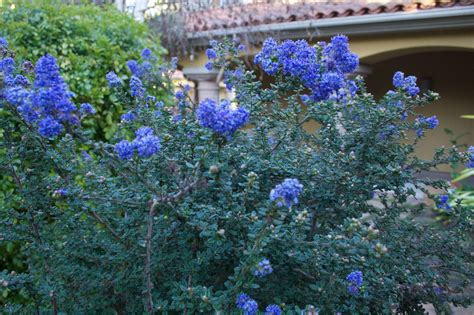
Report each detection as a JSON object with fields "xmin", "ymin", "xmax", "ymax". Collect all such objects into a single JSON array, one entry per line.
[
  {"xmin": 346, "ymin": 270, "xmax": 363, "ymax": 296},
  {"xmin": 236, "ymin": 293, "xmax": 258, "ymax": 315},
  {"xmin": 80, "ymin": 103, "xmax": 95, "ymax": 115},
  {"xmin": 0, "ymin": 37, "xmax": 8, "ymax": 47},
  {"xmin": 416, "ymin": 115, "xmax": 439, "ymax": 137},
  {"xmin": 254, "ymin": 36, "xmax": 359, "ymax": 102},
  {"xmin": 141, "ymin": 48, "xmax": 153, "ymax": 59},
  {"xmin": 392, "ymin": 71, "xmax": 420, "ymax": 96},
  {"xmin": 253, "ymin": 258, "xmax": 273, "ymax": 277},
  {"xmin": 3, "ymin": 54, "xmax": 78, "ymax": 138},
  {"xmin": 196, "ymin": 98, "xmax": 249, "ymax": 139},
  {"xmin": 130, "ymin": 76, "xmax": 145, "ymax": 98},
  {"xmin": 437, "ymin": 194, "xmax": 452, "ymax": 212},
  {"xmin": 265, "ymin": 304, "xmax": 281, "ymax": 315},
  {"xmin": 106, "ymin": 71, "xmax": 122, "ymax": 87},
  {"xmin": 270, "ymin": 178, "xmax": 303, "ymax": 208},
  {"xmin": 115, "ymin": 126, "xmax": 161, "ymax": 160},
  {"xmin": 467, "ymin": 146, "xmax": 474, "ymax": 168}
]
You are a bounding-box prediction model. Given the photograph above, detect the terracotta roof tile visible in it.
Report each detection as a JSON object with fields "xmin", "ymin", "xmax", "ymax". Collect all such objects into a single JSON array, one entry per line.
[{"xmin": 186, "ymin": 1, "xmax": 474, "ymax": 33}]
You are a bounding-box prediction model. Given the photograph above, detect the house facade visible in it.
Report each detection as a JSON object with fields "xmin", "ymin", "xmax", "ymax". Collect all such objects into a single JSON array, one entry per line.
[{"xmin": 172, "ymin": 0, "xmax": 474, "ymax": 175}]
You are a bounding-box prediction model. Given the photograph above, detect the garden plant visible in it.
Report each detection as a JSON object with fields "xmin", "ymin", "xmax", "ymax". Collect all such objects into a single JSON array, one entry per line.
[{"xmin": 0, "ymin": 34, "xmax": 472, "ymax": 314}]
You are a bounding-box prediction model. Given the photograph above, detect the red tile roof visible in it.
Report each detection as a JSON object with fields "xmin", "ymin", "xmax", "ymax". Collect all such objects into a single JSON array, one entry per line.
[{"xmin": 186, "ymin": 0, "xmax": 474, "ymax": 33}]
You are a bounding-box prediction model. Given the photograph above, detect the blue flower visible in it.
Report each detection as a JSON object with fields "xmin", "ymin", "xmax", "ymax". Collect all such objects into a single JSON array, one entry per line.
[
  {"xmin": 115, "ymin": 140, "xmax": 135, "ymax": 160},
  {"xmin": 13, "ymin": 75, "xmax": 30, "ymax": 87},
  {"xmin": 135, "ymin": 126, "xmax": 154, "ymax": 138},
  {"xmin": 253, "ymin": 258, "xmax": 273, "ymax": 277},
  {"xmin": 170, "ymin": 57, "xmax": 178, "ymax": 70},
  {"xmin": 196, "ymin": 99, "xmax": 249, "ymax": 139},
  {"xmin": 323, "ymin": 35, "xmax": 358, "ymax": 73},
  {"xmin": 127, "ymin": 60, "xmax": 140, "ymax": 76},
  {"xmin": 467, "ymin": 146, "xmax": 474, "ymax": 168},
  {"xmin": 80, "ymin": 103, "xmax": 95, "ymax": 115},
  {"xmin": 204, "ymin": 61, "xmax": 213, "ymax": 71},
  {"xmin": 206, "ymin": 48, "xmax": 217, "ymax": 60},
  {"xmin": 404, "ymin": 76, "xmax": 420, "ymax": 96},
  {"xmin": 121, "ymin": 111, "xmax": 135, "ymax": 122},
  {"xmin": 134, "ymin": 135, "xmax": 161, "ymax": 158},
  {"xmin": 346, "ymin": 270, "xmax": 363, "ymax": 295},
  {"xmin": 141, "ymin": 48, "xmax": 153, "ymax": 59},
  {"xmin": 417, "ymin": 115, "xmax": 439, "ymax": 133},
  {"xmin": 0, "ymin": 57, "xmax": 15, "ymax": 77},
  {"xmin": 106, "ymin": 71, "xmax": 122, "ymax": 87},
  {"xmin": 236, "ymin": 293, "xmax": 250, "ymax": 308},
  {"xmin": 425, "ymin": 115, "xmax": 439, "ymax": 129},
  {"xmin": 270, "ymin": 178, "xmax": 303, "ymax": 208},
  {"xmin": 392, "ymin": 71, "xmax": 420, "ymax": 96},
  {"xmin": 175, "ymin": 90, "xmax": 185, "ymax": 100},
  {"xmin": 0, "ymin": 37, "xmax": 8, "ymax": 47},
  {"xmin": 116, "ymin": 127, "xmax": 160, "ymax": 160},
  {"xmin": 130, "ymin": 76, "xmax": 145, "ymax": 98},
  {"xmin": 82, "ymin": 150, "xmax": 92, "ymax": 161},
  {"xmin": 254, "ymin": 37, "xmax": 359, "ymax": 102},
  {"xmin": 437, "ymin": 194, "xmax": 452, "ymax": 212},
  {"xmin": 238, "ymin": 44, "xmax": 246, "ymax": 51},
  {"xmin": 346, "ymin": 270, "xmax": 363, "ymax": 286},
  {"xmin": 243, "ymin": 299, "xmax": 258, "ymax": 315},
  {"xmin": 392, "ymin": 71, "xmax": 405, "ymax": 88},
  {"xmin": 54, "ymin": 188, "xmax": 68, "ymax": 197},
  {"xmin": 38, "ymin": 116, "xmax": 63, "ymax": 138},
  {"xmin": 265, "ymin": 304, "xmax": 281, "ymax": 315}
]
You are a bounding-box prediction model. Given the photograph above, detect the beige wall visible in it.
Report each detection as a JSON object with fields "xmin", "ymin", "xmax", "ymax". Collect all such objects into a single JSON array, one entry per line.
[{"xmin": 365, "ymin": 51, "xmax": 474, "ymax": 171}]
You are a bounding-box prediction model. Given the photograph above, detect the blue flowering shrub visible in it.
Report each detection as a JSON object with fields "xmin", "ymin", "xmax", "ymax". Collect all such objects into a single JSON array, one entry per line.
[{"xmin": 0, "ymin": 35, "xmax": 472, "ymax": 314}]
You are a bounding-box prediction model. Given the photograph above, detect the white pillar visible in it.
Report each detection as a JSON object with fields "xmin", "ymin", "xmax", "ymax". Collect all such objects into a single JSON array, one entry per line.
[{"xmin": 183, "ymin": 68, "xmax": 220, "ymax": 103}]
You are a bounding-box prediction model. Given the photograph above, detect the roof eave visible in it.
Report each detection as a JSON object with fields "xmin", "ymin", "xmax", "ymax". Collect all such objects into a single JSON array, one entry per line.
[{"xmin": 187, "ymin": 6, "xmax": 474, "ymax": 46}]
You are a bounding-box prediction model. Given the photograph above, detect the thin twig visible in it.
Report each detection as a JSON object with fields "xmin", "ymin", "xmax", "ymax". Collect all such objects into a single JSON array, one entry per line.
[{"xmin": 144, "ymin": 199, "xmax": 158, "ymax": 314}]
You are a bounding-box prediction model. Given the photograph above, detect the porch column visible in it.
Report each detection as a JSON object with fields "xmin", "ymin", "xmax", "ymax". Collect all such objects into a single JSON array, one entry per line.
[{"xmin": 183, "ymin": 68, "xmax": 220, "ymax": 103}]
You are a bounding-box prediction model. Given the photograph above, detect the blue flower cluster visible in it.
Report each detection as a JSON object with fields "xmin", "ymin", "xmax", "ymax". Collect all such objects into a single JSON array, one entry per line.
[
  {"xmin": 392, "ymin": 71, "xmax": 420, "ymax": 96},
  {"xmin": 437, "ymin": 194, "xmax": 452, "ymax": 212},
  {"xmin": 346, "ymin": 270, "xmax": 363, "ymax": 296},
  {"xmin": 270, "ymin": 178, "xmax": 303, "ymax": 208},
  {"xmin": 53, "ymin": 188, "xmax": 68, "ymax": 198},
  {"xmin": 253, "ymin": 258, "xmax": 273, "ymax": 277},
  {"xmin": 126, "ymin": 48, "xmax": 157, "ymax": 83},
  {"xmin": 467, "ymin": 146, "xmax": 474, "ymax": 168},
  {"xmin": 130, "ymin": 76, "xmax": 145, "ymax": 98},
  {"xmin": 3, "ymin": 54, "xmax": 78, "ymax": 138},
  {"xmin": 254, "ymin": 35, "xmax": 359, "ymax": 101},
  {"xmin": 196, "ymin": 99, "xmax": 249, "ymax": 139},
  {"xmin": 236, "ymin": 294, "xmax": 258, "ymax": 315},
  {"xmin": 0, "ymin": 37, "xmax": 8, "ymax": 47},
  {"xmin": 106, "ymin": 71, "xmax": 122, "ymax": 87},
  {"xmin": 80, "ymin": 103, "xmax": 95, "ymax": 115},
  {"xmin": 416, "ymin": 115, "xmax": 439, "ymax": 137},
  {"xmin": 114, "ymin": 126, "xmax": 161, "ymax": 160},
  {"xmin": 236, "ymin": 294, "xmax": 281, "ymax": 315},
  {"xmin": 265, "ymin": 304, "xmax": 282, "ymax": 315}
]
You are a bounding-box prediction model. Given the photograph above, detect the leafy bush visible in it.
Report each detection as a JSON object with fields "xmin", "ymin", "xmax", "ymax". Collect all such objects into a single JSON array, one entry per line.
[
  {"xmin": 0, "ymin": 1, "xmax": 164, "ymax": 139},
  {"xmin": 1, "ymin": 35, "xmax": 472, "ymax": 314}
]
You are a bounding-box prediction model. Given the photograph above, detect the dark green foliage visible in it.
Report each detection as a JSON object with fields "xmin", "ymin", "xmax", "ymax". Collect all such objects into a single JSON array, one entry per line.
[
  {"xmin": 0, "ymin": 1, "xmax": 164, "ymax": 139},
  {"xmin": 0, "ymin": 37, "xmax": 472, "ymax": 314}
]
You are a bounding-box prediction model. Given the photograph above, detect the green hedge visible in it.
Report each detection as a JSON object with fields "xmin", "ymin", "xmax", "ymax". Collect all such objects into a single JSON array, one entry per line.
[{"xmin": 0, "ymin": 1, "xmax": 165, "ymax": 139}]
